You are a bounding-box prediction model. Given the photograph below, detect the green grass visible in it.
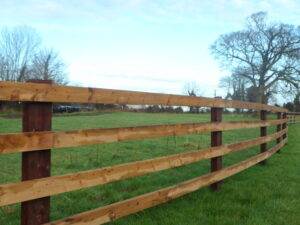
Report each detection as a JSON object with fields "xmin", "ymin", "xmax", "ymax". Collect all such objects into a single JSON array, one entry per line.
[{"xmin": 0, "ymin": 112, "xmax": 299, "ymax": 225}]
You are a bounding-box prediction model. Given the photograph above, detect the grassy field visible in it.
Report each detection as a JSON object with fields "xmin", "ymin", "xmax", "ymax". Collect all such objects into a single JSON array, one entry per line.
[{"xmin": 0, "ymin": 112, "xmax": 299, "ymax": 225}]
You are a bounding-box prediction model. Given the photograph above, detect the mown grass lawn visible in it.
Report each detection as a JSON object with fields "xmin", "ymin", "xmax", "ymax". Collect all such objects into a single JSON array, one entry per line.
[{"xmin": 0, "ymin": 112, "xmax": 299, "ymax": 225}]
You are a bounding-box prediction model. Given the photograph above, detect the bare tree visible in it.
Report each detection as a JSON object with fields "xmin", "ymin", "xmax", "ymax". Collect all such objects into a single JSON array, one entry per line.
[
  {"xmin": 220, "ymin": 72, "xmax": 249, "ymax": 102},
  {"xmin": 0, "ymin": 55, "xmax": 8, "ymax": 81},
  {"xmin": 0, "ymin": 26, "xmax": 67, "ymax": 84},
  {"xmin": 0, "ymin": 26, "xmax": 41, "ymax": 81},
  {"xmin": 183, "ymin": 81, "xmax": 202, "ymax": 97},
  {"xmin": 294, "ymin": 91, "xmax": 300, "ymax": 111},
  {"xmin": 30, "ymin": 49, "xmax": 68, "ymax": 84},
  {"xmin": 220, "ymin": 72, "xmax": 249, "ymax": 112},
  {"xmin": 183, "ymin": 81, "xmax": 203, "ymax": 113},
  {"xmin": 211, "ymin": 12, "xmax": 300, "ymax": 104}
]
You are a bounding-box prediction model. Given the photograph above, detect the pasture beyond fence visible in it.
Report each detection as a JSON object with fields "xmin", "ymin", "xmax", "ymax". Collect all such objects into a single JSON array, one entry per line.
[{"xmin": 0, "ymin": 80, "xmax": 290, "ymax": 225}]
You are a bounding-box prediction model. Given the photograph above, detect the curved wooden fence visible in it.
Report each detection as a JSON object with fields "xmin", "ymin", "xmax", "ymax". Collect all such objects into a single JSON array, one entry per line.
[
  {"xmin": 0, "ymin": 80, "xmax": 289, "ymax": 225},
  {"xmin": 287, "ymin": 112, "xmax": 300, "ymax": 124}
]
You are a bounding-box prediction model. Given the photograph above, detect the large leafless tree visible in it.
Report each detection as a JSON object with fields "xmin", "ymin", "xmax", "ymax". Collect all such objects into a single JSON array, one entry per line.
[
  {"xmin": 211, "ymin": 12, "xmax": 300, "ymax": 104},
  {"xmin": 0, "ymin": 26, "xmax": 41, "ymax": 81},
  {"xmin": 0, "ymin": 26, "xmax": 67, "ymax": 84}
]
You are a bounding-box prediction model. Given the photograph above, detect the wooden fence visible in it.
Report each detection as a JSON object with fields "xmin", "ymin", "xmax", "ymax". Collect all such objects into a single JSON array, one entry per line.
[
  {"xmin": 0, "ymin": 80, "xmax": 289, "ymax": 225},
  {"xmin": 287, "ymin": 112, "xmax": 300, "ymax": 124}
]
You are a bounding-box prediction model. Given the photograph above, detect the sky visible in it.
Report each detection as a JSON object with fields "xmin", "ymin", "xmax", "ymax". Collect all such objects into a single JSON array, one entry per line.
[{"xmin": 0, "ymin": 0, "xmax": 300, "ymax": 99}]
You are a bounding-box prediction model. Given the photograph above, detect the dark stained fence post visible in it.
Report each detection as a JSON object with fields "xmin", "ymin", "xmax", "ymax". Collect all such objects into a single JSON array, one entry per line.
[
  {"xmin": 282, "ymin": 113, "xmax": 287, "ymax": 140},
  {"xmin": 276, "ymin": 112, "xmax": 282, "ymax": 153},
  {"xmin": 210, "ymin": 97, "xmax": 223, "ymax": 191},
  {"xmin": 260, "ymin": 110, "xmax": 267, "ymax": 165},
  {"xmin": 21, "ymin": 80, "xmax": 52, "ymax": 225}
]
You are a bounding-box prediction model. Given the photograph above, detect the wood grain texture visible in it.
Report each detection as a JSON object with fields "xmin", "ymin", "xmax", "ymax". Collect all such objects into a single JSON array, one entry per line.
[
  {"xmin": 283, "ymin": 113, "xmax": 287, "ymax": 139},
  {"xmin": 0, "ymin": 129, "xmax": 287, "ymax": 207},
  {"xmin": 46, "ymin": 139, "xmax": 287, "ymax": 225},
  {"xmin": 277, "ymin": 113, "xmax": 282, "ymax": 144},
  {"xmin": 260, "ymin": 110, "xmax": 267, "ymax": 165},
  {"xmin": 210, "ymin": 104, "xmax": 223, "ymax": 191},
  {"xmin": 21, "ymin": 80, "xmax": 52, "ymax": 225},
  {"xmin": 0, "ymin": 119, "xmax": 288, "ymax": 154},
  {"xmin": 0, "ymin": 81, "xmax": 287, "ymax": 112}
]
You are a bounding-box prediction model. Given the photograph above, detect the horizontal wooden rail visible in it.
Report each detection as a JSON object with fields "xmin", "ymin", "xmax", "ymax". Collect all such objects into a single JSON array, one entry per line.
[
  {"xmin": 46, "ymin": 139, "xmax": 286, "ymax": 225},
  {"xmin": 0, "ymin": 119, "xmax": 287, "ymax": 154},
  {"xmin": 0, "ymin": 129, "xmax": 287, "ymax": 206},
  {"xmin": 287, "ymin": 112, "xmax": 300, "ymax": 115},
  {"xmin": 287, "ymin": 113, "xmax": 300, "ymax": 124},
  {"xmin": 0, "ymin": 81, "xmax": 287, "ymax": 112}
]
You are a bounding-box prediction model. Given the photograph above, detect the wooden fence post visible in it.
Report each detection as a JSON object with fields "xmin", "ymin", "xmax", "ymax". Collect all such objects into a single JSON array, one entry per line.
[
  {"xmin": 260, "ymin": 110, "xmax": 267, "ymax": 165},
  {"xmin": 287, "ymin": 114, "xmax": 291, "ymax": 124},
  {"xmin": 294, "ymin": 114, "xmax": 296, "ymax": 124},
  {"xmin": 282, "ymin": 113, "xmax": 287, "ymax": 140},
  {"xmin": 21, "ymin": 80, "xmax": 52, "ymax": 225},
  {"xmin": 210, "ymin": 97, "xmax": 223, "ymax": 191},
  {"xmin": 276, "ymin": 112, "xmax": 282, "ymax": 153}
]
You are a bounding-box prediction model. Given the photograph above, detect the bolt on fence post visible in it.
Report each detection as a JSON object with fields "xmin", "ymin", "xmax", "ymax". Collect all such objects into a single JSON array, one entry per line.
[
  {"xmin": 276, "ymin": 112, "xmax": 282, "ymax": 153},
  {"xmin": 282, "ymin": 113, "xmax": 287, "ymax": 141},
  {"xmin": 259, "ymin": 110, "xmax": 267, "ymax": 165},
  {"xmin": 210, "ymin": 97, "xmax": 223, "ymax": 191},
  {"xmin": 21, "ymin": 80, "xmax": 52, "ymax": 225}
]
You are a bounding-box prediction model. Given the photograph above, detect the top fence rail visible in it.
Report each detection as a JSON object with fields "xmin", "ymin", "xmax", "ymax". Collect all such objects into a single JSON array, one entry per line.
[
  {"xmin": 0, "ymin": 81, "xmax": 287, "ymax": 113},
  {"xmin": 287, "ymin": 112, "xmax": 300, "ymax": 115}
]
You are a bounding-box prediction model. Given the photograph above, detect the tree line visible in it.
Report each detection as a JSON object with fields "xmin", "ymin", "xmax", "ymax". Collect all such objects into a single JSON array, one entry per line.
[{"xmin": 1, "ymin": 12, "xmax": 299, "ymax": 113}]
